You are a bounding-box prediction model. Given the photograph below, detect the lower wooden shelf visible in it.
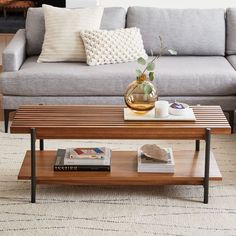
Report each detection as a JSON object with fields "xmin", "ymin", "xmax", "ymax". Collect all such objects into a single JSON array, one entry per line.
[{"xmin": 18, "ymin": 150, "xmax": 222, "ymax": 185}]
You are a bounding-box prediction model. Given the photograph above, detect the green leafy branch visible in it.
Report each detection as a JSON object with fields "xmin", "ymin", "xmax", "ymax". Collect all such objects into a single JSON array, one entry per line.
[{"xmin": 136, "ymin": 36, "xmax": 177, "ymax": 94}]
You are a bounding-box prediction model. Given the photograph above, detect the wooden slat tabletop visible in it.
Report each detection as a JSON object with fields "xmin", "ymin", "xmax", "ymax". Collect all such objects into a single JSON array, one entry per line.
[{"xmin": 10, "ymin": 105, "xmax": 231, "ymax": 139}]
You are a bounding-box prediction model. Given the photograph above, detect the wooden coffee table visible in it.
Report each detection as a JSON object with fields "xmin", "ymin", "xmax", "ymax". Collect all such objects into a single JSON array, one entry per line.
[{"xmin": 10, "ymin": 105, "xmax": 231, "ymax": 204}]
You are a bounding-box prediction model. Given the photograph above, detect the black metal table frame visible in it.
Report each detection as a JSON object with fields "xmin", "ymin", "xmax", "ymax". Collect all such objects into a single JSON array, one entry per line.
[{"xmin": 29, "ymin": 128, "xmax": 211, "ymax": 204}]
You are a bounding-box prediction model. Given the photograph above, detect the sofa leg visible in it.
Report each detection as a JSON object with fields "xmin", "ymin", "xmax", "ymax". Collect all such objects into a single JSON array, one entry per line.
[
  {"xmin": 225, "ymin": 110, "xmax": 235, "ymax": 134},
  {"xmin": 3, "ymin": 9, "xmax": 7, "ymax": 19},
  {"xmin": 4, "ymin": 109, "xmax": 16, "ymax": 133}
]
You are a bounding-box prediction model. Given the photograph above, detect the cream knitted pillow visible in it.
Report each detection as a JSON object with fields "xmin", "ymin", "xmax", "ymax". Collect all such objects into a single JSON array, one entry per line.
[
  {"xmin": 80, "ymin": 28, "xmax": 148, "ymax": 66},
  {"xmin": 37, "ymin": 5, "xmax": 104, "ymax": 63}
]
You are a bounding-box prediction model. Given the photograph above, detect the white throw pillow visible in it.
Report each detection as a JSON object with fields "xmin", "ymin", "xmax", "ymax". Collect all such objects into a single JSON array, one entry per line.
[
  {"xmin": 80, "ymin": 27, "xmax": 148, "ymax": 66},
  {"xmin": 37, "ymin": 5, "xmax": 104, "ymax": 63}
]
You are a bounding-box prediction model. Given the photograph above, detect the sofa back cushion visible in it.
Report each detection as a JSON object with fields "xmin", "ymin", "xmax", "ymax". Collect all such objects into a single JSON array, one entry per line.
[
  {"xmin": 26, "ymin": 7, "xmax": 126, "ymax": 56},
  {"xmin": 226, "ymin": 8, "xmax": 236, "ymax": 55},
  {"xmin": 127, "ymin": 7, "xmax": 225, "ymax": 56}
]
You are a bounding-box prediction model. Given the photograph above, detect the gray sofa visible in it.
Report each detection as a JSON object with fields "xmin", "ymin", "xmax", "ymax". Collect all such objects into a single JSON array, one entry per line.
[{"xmin": 1, "ymin": 6, "xmax": 236, "ymax": 132}]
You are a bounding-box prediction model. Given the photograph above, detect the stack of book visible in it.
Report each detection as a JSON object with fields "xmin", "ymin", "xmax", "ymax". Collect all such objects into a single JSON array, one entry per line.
[
  {"xmin": 54, "ymin": 147, "xmax": 111, "ymax": 171},
  {"xmin": 137, "ymin": 147, "xmax": 175, "ymax": 173}
]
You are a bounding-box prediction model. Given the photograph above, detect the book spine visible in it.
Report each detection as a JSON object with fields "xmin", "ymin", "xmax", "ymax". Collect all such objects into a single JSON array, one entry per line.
[
  {"xmin": 69, "ymin": 154, "xmax": 103, "ymax": 159},
  {"xmin": 64, "ymin": 160, "xmax": 108, "ymax": 165},
  {"xmin": 54, "ymin": 165, "xmax": 110, "ymax": 172}
]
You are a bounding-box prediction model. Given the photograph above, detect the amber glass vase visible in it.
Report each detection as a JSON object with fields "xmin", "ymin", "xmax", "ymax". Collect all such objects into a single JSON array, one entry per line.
[{"xmin": 124, "ymin": 78, "xmax": 158, "ymax": 113}]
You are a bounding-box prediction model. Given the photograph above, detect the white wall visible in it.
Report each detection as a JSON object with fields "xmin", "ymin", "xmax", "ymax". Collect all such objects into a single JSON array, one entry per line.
[
  {"xmin": 99, "ymin": 0, "xmax": 236, "ymax": 9},
  {"xmin": 66, "ymin": 0, "xmax": 99, "ymax": 8},
  {"xmin": 67, "ymin": 0, "xmax": 236, "ymax": 9}
]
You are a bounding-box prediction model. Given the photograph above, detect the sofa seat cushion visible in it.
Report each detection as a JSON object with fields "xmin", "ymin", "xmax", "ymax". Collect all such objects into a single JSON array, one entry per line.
[
  {"xmin": 1, "ymin": 56, "xmax": 236, "ymax": 96},
  {"xmin": 156, "ymin": 56, "xmax": 236, "ymax": 96}
]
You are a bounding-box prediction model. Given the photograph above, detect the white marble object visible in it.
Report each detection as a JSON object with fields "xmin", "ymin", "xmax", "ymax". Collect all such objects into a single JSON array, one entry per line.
[{"xmin": 124, "ymin": 107, "xmax": 196, "ymax": 121}]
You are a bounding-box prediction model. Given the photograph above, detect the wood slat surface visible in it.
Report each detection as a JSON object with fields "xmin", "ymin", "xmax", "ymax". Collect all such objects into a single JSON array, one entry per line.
[
  {"xmin": 10, "ymin": 105, "xmax": 231, "ymax": 139},
  {"xmin": 18, "ymin": 150, "xmax": 222, "ymax": 185}
]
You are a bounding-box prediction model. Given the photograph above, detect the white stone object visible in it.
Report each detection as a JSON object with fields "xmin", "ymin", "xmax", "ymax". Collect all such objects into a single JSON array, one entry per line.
[{"xmin": 140, "ymin": 144, "xmax": 168, "ymax": 162}]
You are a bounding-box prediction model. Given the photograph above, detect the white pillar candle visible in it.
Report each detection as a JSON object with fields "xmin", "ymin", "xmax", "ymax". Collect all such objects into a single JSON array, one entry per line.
[{"xmin": 155, "ymin": 101, "xmax": 169, "ymax": 118}]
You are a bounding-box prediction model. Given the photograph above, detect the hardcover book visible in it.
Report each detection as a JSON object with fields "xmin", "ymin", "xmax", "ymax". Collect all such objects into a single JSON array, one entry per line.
[
  {"xmin": 69, "ymin": 147, "xmax": 105, "ymax": 159},
  {"xmin": 64, "ymin": 147, "xmax": 111, "ymax": 165},
  {"xmin": 54, "ymin": 149, "xmax": 111, "ymax": 172}
]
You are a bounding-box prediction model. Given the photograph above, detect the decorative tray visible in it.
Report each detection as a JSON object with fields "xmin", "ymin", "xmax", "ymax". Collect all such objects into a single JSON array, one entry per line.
[{"xmin": 124, "ymin": 108, "xmax": 196, "ymax": 121}]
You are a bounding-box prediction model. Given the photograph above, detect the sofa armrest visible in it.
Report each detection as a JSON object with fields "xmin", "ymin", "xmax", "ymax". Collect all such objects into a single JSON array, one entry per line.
[{"xmin": 2, "ymin": 29, "xmax": 26, "ymax": 72}]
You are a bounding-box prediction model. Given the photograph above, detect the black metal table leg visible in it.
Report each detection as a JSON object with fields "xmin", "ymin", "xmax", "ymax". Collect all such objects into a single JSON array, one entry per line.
[
  {"xmin": 227, "ymin": 111, "xmax": 234, "ymax": 134},
  {"xmin": 40, "ymin": 139, "xmax": 44, "ymax": 151},
  {"xmin": 204, "ymin": 128, "xmax": 211, "ymax": 204},
  {"xmin": 4, "ymin": 110, "xmax": 10, "ymax": 133},
  {"xmin": 4, "ymin": 109, "xmax": 16, "ymax": 133},
  {"xmin": 31, "ymin": 128, "xmax": 36, "ymax": 203},
  {"xmin": 195, "ymin": 140, "xmax": 200, "ymax": 151}
]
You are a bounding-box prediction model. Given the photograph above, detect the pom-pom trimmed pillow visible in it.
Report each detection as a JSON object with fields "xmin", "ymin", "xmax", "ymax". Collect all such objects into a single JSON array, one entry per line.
[
  {"xmin": 37, "ymin": 5, "xmax": 104, "ymax": 63},
  {"xmin": 80, "ymin": 27, "xmax": 148, "ymax": 66}
]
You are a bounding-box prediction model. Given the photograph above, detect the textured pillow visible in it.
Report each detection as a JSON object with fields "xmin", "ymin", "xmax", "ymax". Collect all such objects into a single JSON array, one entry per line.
[
  {"xmin": 26, "ymin": 7, "xmax": 126, "ymax": 56},
  {"xmin": 80, "ymin": 28, "xmax": 148, "ymax": 66},
  {"xmin": 37, "ymin": 5, "xmax": 104, "ymax": 63}
]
